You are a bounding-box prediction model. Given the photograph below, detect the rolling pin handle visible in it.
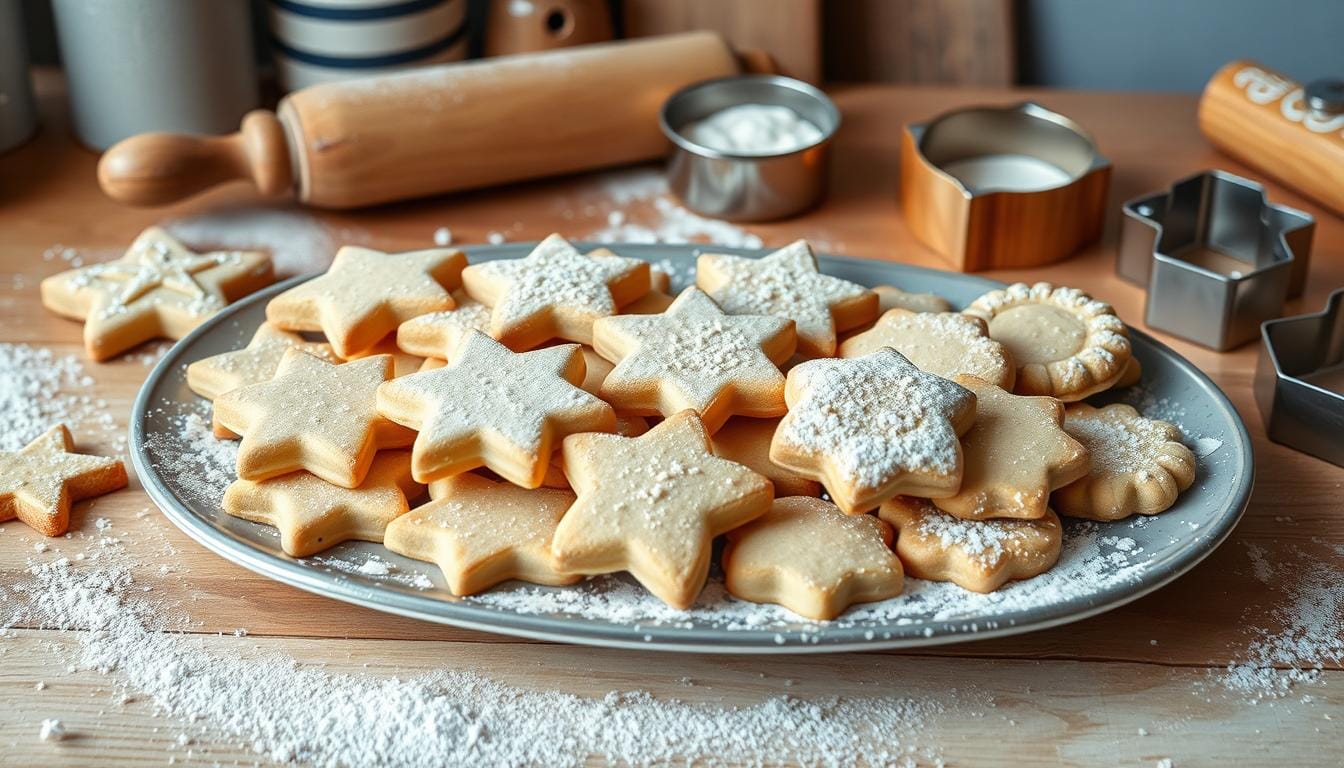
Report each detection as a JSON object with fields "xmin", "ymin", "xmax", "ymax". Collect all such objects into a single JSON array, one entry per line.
[{"xmin": 97, "ymin": 109, "xmax": 294, "ymax": 207}]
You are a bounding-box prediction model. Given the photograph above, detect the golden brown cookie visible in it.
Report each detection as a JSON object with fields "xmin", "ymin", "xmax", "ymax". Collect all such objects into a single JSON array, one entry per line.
[
  {"xmin": 932, "ymin": 376, "xmax": 1089, "ymax": 520},
  {"xmin": 710, "ymin": 417, "xmax": 821, "ymax": 498},
  {"xmin": 266, "ymin": 245, "xmax": 465, "ymax": 357},
  {"xmin": 592, "ymin": 288, "xmax": 796, "ymax": 432},
  {"xmin": 40, "ymin": 227, "xmax": 273, "ymax": 361},
  {"xmin": 343, "ymin": 334, "xmax": 426, "ymax": 378},
  {"xmin": 696, "ymin": 240, "xmax": 878, "ymax": 357},
  {"xmin": 770, "ymin": 348, "xmax": 977, "ymax": 514},
  {"xmin": 874, "ymin": 285, "xmax": 952, "ymax": 314},
  {"xmin": 394, "ymin": 290, "xmax": 494, "ymax": 361},
  {"xmin": 551, "ymin": 411, "xmax": 773, "ymax": 609},
  {"xmin": 0, "ymin": 425, "xmax": 128, "ymax": 537},
  {"xmin": 1053, "ymin": 403, "xmax": 1196, "ymax": 520},
  {"xmin": 723, "ymin": 496, "xmax": 904, "ymax": 620},
  {"xmin": 223, "ymin": 450, "xmax": 422, "ymax": 557},
  {"xmin": 839, "ymin": 309, "xmax": 1015, "ymax": 389},
  {"xmin": 375, "ymin": 331, "xmax": 615, "ymax": 486},
  {"xmin": 213, "ymin": 350, "xmax": 415, "ymax": 488},
  {"xmin": 962, "ymin": 282, "xmax": 1131, "ymax": 401},
  {"xmin": 186, "ymin": 322, "xmax": 337, "ymax": 401},
  {"xmin": 538, "ymin": 413, "xmax": 649, "ymax": 490},
  {"xmin": 460, "ymin": 234, "xmax": 650, "ymax": 349},
  {"xmin": 385, "ymin": 472, "xmax": 579, "ymax": 595},
  {"xmin": 880, "ymin": 496, "xmax": 1062, "ymax": 593}
]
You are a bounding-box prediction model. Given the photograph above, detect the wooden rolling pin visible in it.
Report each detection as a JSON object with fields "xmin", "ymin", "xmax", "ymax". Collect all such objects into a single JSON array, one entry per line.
[
  {"xmin": 98, "ymin": 32, "xmax": 740, "ymax": 209},
  {"xmin": 1199, "ymin": 61, "xmax": 1344, "ymax": 216}
]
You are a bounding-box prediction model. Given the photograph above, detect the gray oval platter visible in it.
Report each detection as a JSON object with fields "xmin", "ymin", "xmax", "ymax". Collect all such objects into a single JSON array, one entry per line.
[{"xmin": 130, "ymin": 243, "xmax": 1253, "ymax": 653}]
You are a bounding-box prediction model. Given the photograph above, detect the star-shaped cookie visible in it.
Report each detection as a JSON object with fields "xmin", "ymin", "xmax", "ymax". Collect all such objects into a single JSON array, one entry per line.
[
  {"xmin": 0, "ymin": 425, "xmax": 128, "ymax": 537},
  {"xmin": 770, "ymin": 348, "xmax": 977, "ymax": 514},
  {"xmin": 266, "ymin": 245, "xmax": 465, "ymax": 357},
  {"xmin": 696, "ymin": 240, "xmax": 877, "ymax": 357},
  {"xmin": 933, "ymin": 376, "xmax": 1089, "ymax": 520},
  {"xmin": 186, "ymin": 322, "xmax": 337, "ymax": 401},
  {"xmin": 710, "ymin": 417, "xmax": 821, "ymax": 497},
  {"xmin": 376, "ymin": 330, "xmax": 615, "ymax": 487},
  {"xmin": 213, "ymin": 350, "xmax": 415, "ymax": 488},
  {"xmin": 384, "ymin": 472, "xmax": 580, "ymax": 595},
  {"xmin": 592, "ymin": 288, "xmax": 796, "ymax": 433},
  {"xmin": 223, "ymin": 450, "xmax": 422, "ymax": 557},
  {"xmin": 879, "ymin": 496, "xmax": 1061, "ymax": 593},
  {"xmin": 460, "ymin": 234, "xmax": 650, "ymax": 349},
  {"xmin": 839, "ymin": 310, "xmax": 1015, "ymax": 390},
  {"xmin": 723, "ymin": 496, "xmax": 904, "ymax": 620},
  {"xmin": 40, "ymin": 226, "xmax": 273, "ymax": 360},
  {"xmin": 395, "ymin": 290, "xmax": 494, "ymax": 361},
  {"xmin": 551, "ymin": 410, "xmax": 773, "ymax": 609}
]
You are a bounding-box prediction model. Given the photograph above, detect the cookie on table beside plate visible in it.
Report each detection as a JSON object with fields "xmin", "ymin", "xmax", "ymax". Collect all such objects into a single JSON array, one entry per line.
[
  {"xmin": 839, "ymin": 309, "xmax": 1015, "ymax": 390},
  {"xmin": 223, "ymin": 450, "xmax": 422, "ymax": 557},
  {"xmin": 40, "ymin": 226, "xmax": 273, "ymax": 361},
  {"xmin": 770, "ymin": 348, "xmax": 977, "ymax": 514},
  {"xmin": 1053, "ymin": 403, "xmax": 1196, "ymax": 521},
  {"xmin": 266, "ymin": 245, "xmax": 465, "ymax": 358},
  {"xmin": 460, "ymin": 234, "xmax": 650, "ymax": 349},
  {"xmin": 962, "ymin": 282, "xmax": 1131, "ymax": 402},
  {"xmin": 932, "ymin": 375, "xmax": 1089, "ymax": 521},
  {"xmin": 375, "ymin": 331, "xmax": 615, "ymax": 487},
  {"xmin": 386, "ymin": 472, "xmax": 579, "ymax": 596},
  {"xmin": 880, "ymin": 496, "xmax": 1062, "ymax": 594},
  {"xmin": 551, "ymin": 411, "xmax": 773, "ymax": 610},
  {"xmin": 723, "ymin": 496, "xmax": 904, "ymax": 620},
  {"xmin": 696, "ymin": 239, "xmax": 877, "ymax": 358},
  {"xmin": 0, "ymin": 425, "xmax": 128, "ymax": 537},
  {"xmin": 592, "ymin": 287, "xmax": 796, "ymax": 433}
]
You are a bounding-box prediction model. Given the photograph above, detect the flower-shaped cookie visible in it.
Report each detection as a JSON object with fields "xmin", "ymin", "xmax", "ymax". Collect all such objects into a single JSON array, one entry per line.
[
  {"xmin": 770, "ymin": 348, "xmax": 977, "ymax": 514},
  {"xmin": 879, "ymin": 496, "xmax": 1061, "ymax": 593},
  {"xmin": 839, "ymin": 309, "xmax": 1015, "ymax": 389},
  {"xmin": 1052, "ymin": 403, "xmax": 1196, "ymax": 520},
  {"xmin": 723, "ymin": 496, "xmax": 904, "ymax": 620},
  {"xmin": 962, "ymin": 282, "xmax": 1131, "ymax": 401}
]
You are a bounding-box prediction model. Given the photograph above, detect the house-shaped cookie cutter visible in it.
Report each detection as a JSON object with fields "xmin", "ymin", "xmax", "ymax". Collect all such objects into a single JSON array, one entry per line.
[
  {"xmin": 1117, "ymin": 170, "xmax": 1315, "ymax": 351},
  {"xmin": 1256, "ymin": 288, "xmax": 1344, "ymax": 468}
]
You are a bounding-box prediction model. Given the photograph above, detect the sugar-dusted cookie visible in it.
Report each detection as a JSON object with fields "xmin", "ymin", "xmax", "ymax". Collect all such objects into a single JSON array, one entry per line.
[
  {"xmin": 839, "ymin": 309, "xmax": 1015, "ymax": 389},
  {"xmin": 551, "ymin": 411, "xmax": 773, "ymax": 609},
  {"xmin": 40, "ymin": 227, "xmax": 273, "ymax": 361},
  {"xmin": 592, "ymin": 287, "xmax": 796, "ymax": 432},
  {"xmin": 385, "ymin": 472, "xmax": 579, "ymax": 595},
  {"xmin": 538, "ymin": 413, "xmax": 649, "ymax": 489},
  {"xmin": 376, "ymin": 330, "xmax": 615, "ymax": 486},
  {"xmin": 342, "ymin": 334, "xmax": 426, "ymax": 378},
  {"xmin": 710, "ymin": 417, "xmax": 821, "ymax": 498},
  {"xmin": 932, "ymin": 376, "xmax": 1089, "ymax": 520},
  {"xmin": 770, "ymin": 348, "xmax": 977, "ymax": 514},
  {"xmin": 460, "ymin": 234, "xmax": 650, "ymax": 349},
  {"xmin": 879, "ymin": 496, "xmax": 1062, "ymax": 593},
  {"xmin": 962, "ymin": 282, "xmax": 1131, "ymax": 402},
  {"xmin": 1053, "ymin": 403, "xmax": 1196, "ymax": 520},
  {"xmin": 213, "ymin": 351, "xmax": 415, "ymax": 488},
  {"xmin": 223, "ymin": 450, "xmax": 422, "ymax": 557},
  {"xmin": 875, "ymin": 285, "xmax": 952, "ymax": 315},
  {"xmin": 723, "ymin": 496, "xmax": 903, "ymax": 620},
  {"xmin": 266, "ymin": 245, "xmax": 465, "ymax": 357},
  {"xmin": 0, "ymin": 425, "xmax": 128, "ymax": 537},
  {"xmin": 187, "ymin": 322, "xmax": 337, "ymax": 401},
  {"xmin": 395, "ymin": 290, "xmax": 493, "ymax": 361},
  {"xmin": 696, "ymin": 240, "xmax": 877, "ymax": 357}
]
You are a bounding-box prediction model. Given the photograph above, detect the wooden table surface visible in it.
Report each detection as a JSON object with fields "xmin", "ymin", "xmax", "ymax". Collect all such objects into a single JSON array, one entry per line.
[{"xmin": 2, "ymin": 70, "xmax": 1342, "ymax": 766}]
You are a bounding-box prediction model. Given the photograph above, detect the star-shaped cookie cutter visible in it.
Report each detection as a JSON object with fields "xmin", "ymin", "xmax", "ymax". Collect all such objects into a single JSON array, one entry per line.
[
  {"xmin": 1256, "ymin": 287, "xmax": 1344, "ymax": 468},
  {"xmin": 1116, "ymin": 170, "xmax": 1315, "ymax": 350}
]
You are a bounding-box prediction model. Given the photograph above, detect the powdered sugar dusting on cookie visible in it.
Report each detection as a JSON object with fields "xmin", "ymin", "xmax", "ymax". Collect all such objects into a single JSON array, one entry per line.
[
  {"xmin": 1066, "ymin": 409, "xmax": 1182, "ymax": 474},
  {"xmin": 914, "ymin": 509, "xmax": 1034, "ymax": 566},
  {"xmin": 470, "ymin": 234, "xmax": 642, "ymax": 321}
]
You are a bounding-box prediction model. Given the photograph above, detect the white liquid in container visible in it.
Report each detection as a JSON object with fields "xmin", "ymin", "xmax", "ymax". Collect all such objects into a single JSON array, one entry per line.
[
  {"xmin": 681, "ymin": 104, "xmax": 824, "ymax": 156},
  {"xmin": 939, "ymin": 154, "xmax": 1073, "ymax": 193}
]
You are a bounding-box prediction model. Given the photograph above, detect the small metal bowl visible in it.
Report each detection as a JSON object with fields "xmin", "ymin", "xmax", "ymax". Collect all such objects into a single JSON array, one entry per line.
[{"xmin": 659, "ymin": 74, "xmax": 840, "ymax": 222}]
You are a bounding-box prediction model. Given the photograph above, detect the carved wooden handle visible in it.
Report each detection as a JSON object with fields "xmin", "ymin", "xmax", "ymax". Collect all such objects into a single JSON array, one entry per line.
[{"xmin": 97, "ymin": 110, "xmax": 294, "ymax": 207}]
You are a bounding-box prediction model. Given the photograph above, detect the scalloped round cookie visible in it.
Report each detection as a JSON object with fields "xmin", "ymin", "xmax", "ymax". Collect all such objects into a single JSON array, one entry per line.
[
  {"xmin": 839, "ymin": 309, "xmax": 1014, "ymax": 389},
  {"xmin": 1052, "ymin": 403, "xmax": 1196, "ymax": 521},
  {"xmin": 962, "ymin": 282, "xmax": 1131, "ymax": 402}
]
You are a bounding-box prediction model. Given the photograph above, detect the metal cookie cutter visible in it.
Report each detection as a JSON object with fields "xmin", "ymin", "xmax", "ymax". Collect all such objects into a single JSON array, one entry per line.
[
  {"xmin": 1256, "ymin": 288, "xmax": 1344, "ymax": 468},
  {"xmin": 1117, "ymin": 170, "xmax": 1315, "ymax": 351}
]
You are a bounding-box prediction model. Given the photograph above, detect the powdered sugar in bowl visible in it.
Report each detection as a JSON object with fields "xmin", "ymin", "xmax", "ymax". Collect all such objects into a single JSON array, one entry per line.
[{"xmin": 660, "ymin": 74, "xmax": 840, "ymax": 221}]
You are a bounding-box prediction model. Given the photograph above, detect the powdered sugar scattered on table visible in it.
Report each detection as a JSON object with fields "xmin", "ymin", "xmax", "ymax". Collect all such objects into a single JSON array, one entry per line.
[
  {"xmin": 0, "ymin": 343, "xmax": 123, "ymax": 455},
  {"xmin": 165, "ymin": 206, "xmax": 365, "ymax": 276}
]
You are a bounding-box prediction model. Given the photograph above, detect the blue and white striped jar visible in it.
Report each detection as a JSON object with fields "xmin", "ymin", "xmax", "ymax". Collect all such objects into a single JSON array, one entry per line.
[{"xmin": 267, "ymin": 0, "xmax": 469, "ymax": 92}]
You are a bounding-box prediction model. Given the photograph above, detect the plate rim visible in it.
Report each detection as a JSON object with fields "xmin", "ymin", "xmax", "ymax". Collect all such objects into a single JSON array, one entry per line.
[{"xmin": 129, "ymin": 243, "xmax": 1254, "ymax": 654}]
